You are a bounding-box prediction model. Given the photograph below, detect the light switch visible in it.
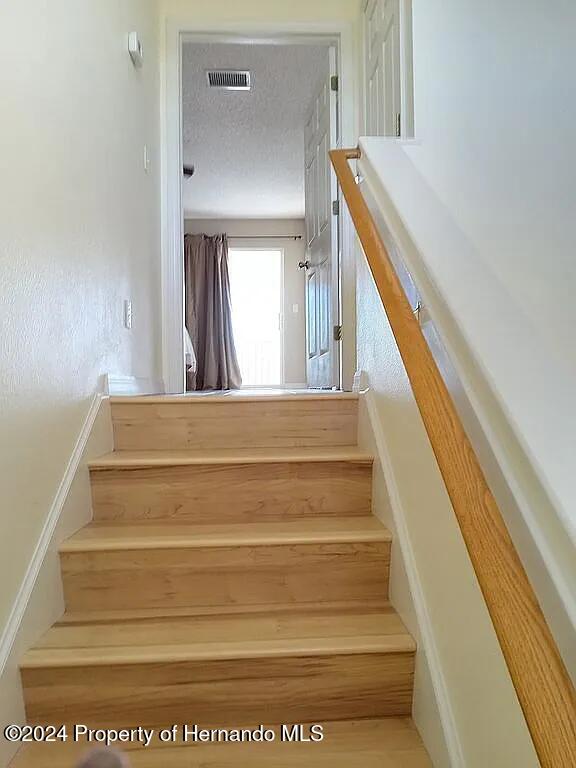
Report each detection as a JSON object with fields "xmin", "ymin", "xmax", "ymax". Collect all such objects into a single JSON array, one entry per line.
[{"xmin": 292, "ymin": 303, "xmax": 299, "ymax": 314}]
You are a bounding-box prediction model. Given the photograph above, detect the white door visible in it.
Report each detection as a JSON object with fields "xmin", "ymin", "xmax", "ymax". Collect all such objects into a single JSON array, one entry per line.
[
  {"xmin": 303, "ymin": 47, "xmax": 339, "ymax": 389},
  {"xmin": 365, "ymin": 0, "xmax": 401, "ymax": 136}
]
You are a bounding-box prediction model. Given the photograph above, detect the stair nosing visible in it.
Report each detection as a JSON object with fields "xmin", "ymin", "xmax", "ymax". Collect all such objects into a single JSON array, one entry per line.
[
  {"xmin": 21, "ymin": 634, "xmax": 416, "ymax": 670},
  {"xmin": 109, "ymin": 393, "xmax": 359, "ymax": 405},
  {"xmin": 59, "ymin": 516, "xmax": 391, "ymax": 554},
  {"xmin": 89, "ymin": 449, "xmax": 373, "ymax": 471},
  {"xmin": 60, "ymin": 528, "xmax": 392, "ymax": 553}
]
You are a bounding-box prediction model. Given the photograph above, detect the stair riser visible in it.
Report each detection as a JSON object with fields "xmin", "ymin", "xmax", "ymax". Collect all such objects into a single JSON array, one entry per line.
[
  {"xmin": 111, "ymin": 399, "xmax": 358, "ymax": 450},
  {"xmin": 61, "ymin": 542, "xmax": 390, "ymax": 612},
  {"xmin": 22, "ymin": 652, "xmax": 413, "ymax": 727},
  {"xmin": 91, "ymin": 461, "xmax": 372, "ymax": 523}
]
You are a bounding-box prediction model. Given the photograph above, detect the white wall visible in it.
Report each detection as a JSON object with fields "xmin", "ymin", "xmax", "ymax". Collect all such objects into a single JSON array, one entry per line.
[
  {"xmin": 362, "ymin": 0, "xmax": 576, "ymax": 563},
  {"xmin": 0, "ymin": 0, "xmax": 161, "ymax": 725},
  {"xmin": 356, "ymin": 254, "xmax": 539, "ymax": 768},
  {"xmin": 185, "ymin": 219, "xmax": 307, "ymax": 385}
]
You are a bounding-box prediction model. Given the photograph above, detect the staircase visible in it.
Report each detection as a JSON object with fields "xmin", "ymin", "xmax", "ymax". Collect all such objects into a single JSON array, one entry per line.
[{"xmin": 11, "ymin": 393, "xmax": 431, "ymax": 766}]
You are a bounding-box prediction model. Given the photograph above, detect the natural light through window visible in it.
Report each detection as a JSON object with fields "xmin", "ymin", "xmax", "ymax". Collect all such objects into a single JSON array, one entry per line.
[{"xmin": 228, "ymin": 249, "xmax": 283, "ymax": 386}]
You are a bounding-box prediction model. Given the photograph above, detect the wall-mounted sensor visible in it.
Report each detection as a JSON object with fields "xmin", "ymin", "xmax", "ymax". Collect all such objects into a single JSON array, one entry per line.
[{"xmin": 128, "ymin": 32, "xmax": 143, "ymax": 68}]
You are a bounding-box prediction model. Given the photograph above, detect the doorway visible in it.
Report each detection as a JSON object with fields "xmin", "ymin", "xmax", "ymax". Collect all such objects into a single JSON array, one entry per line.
[
  {"xmin": 229, "ymin": 248, "xmax": 283, "ymax": 387},
  {"xmin": 162, "ymin": 26, "xmax": 357, "ymax": 393}
]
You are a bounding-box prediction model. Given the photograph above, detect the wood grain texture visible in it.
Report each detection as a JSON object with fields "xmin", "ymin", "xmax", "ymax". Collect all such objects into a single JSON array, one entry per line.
[
  {"xmin": 22, "ymin": 601, "xmax": 415, "ymax": 669},
  {"xmin": 89, "ymin": 446, "xmax": 373, "ymax": 468},
  {"xmin": 61, "ymin": 543, "xmax": 390, "ymax": 612},
  {"xmin": 60, "ymin": 518, "xmax": 391, "ymax": 551},
  {"xmin": 60, "ymin": 520, "xmax": 391, "ymax": 612},
  {"xmin": 331, "ymin": 147, "xmax": 576, "ymax": 767},
  {"xmin": 52, "ymin": 598, "xmax": 392, "ymax": 625},
  {"xmin": 111, "ymin": 397, "xmax": 358, "ymax": 450},
  {"xmin": 22, "ymin": 603, "xmax": 413, "ymax": 666},
  {"xmin": 22, "ymin": 651, "xmax": 413, "ymax": 727},
  {"xmin": 9, "ymin": 718, "xmax": 432, "ymax": 768},
  {"xmin": 90, "ymin": 460, "xmax": 372, "ymax": 523}
]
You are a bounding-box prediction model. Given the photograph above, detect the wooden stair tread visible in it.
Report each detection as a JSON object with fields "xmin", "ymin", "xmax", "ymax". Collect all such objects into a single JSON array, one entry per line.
[
  {"xmin": 60, "ymin": 516, "xmax": 391, "ymax": 552},
  {"xmin": 9, "ymin": 718, "xmax": 432, "ymax": 767},
  {"xmin": 89, "ymin": 446, "xmax": 373, "ymax": 469},
  {"xmin": 22, "ymin": 602, "xmax": 414, "ymax": 667}
]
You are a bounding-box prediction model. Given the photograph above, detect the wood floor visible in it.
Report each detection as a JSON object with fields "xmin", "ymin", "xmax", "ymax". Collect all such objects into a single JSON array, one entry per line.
[{"xmin": 11, "ymin": 393, "xmax": 431, "ymax": 767}]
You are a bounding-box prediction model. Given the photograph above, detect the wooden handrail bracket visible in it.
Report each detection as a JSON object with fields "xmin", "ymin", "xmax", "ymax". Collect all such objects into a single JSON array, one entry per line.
[{"xmin": 330, "ymin": 147, "xmax": 576, "ymax": 767}]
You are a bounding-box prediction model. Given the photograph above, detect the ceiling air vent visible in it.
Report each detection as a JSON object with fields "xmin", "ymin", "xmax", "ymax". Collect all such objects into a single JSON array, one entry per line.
[{"xmin": 206, "ymin": 69, "xmax": 251, "ymax": 91}]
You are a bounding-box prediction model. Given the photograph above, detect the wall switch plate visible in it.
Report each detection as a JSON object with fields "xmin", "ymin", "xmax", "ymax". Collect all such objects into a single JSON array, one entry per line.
[
  {"xmin": 292, "ymin": 303, "xmax": 299, "ymax": 314},
  {"xmin": 124, "ymin": 300, "xmax": 132, "ymax": 329},
  {"xmin": 143, "ymin": 144, "xmax": 150, "ymax": 173}
]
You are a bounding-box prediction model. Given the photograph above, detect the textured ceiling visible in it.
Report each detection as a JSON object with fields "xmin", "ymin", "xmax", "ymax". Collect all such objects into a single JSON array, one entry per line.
[{"xmin": 182, "ymin": 43, "xmax": 329, "ymax": 219}]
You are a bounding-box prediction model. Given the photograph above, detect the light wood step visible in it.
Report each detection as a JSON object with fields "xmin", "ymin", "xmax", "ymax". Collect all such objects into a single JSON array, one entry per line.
[
  {"xmin": 89, "ymin": 446, "xmax": 373, "ymax": 467},
  {"xmin": 21, "ymin": 604, "xmax": 414, "ymax": 727},
  {"xmin": 110, "ymin": 394, "xmax": 359, "ymax": 451},
  {"xmin": 59, "ymin": 518, "xmax": 391, "ymax": 612},
  {"xmin": 89, "ymin": 448, "xmax": 373, "ymax": 523},
  {"xmin": 9, "ymin": 718, "xmax": 432, "ymax": 767},
  {"xmin": 24, "ymin": 601, "xmax": 410, "ymax": 664}
]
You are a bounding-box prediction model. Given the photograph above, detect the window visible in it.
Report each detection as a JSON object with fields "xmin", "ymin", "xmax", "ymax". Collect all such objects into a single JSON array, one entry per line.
[{"xmin": 228, "ymin": 249, "xmax": 283, "ymax": 386}]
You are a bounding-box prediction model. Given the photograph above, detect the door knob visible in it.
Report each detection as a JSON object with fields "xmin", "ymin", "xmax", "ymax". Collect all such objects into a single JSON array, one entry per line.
[{"xmin": 298, "ymin": 260, "xmax": 310, "ymax": 270}]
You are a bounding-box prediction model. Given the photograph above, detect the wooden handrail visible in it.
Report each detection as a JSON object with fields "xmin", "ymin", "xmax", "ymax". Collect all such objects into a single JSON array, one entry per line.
[{"xmin": 331, "ymin": 147, "xmax": 576, "ymax": 767}]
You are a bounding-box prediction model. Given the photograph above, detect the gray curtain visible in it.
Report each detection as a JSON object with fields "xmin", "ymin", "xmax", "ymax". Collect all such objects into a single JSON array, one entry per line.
[{"xmin": 184, "ymin": 233, "xmax": 242, "ymax": 391}]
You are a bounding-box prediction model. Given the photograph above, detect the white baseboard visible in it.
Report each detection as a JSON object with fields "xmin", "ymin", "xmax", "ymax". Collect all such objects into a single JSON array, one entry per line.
[
  {"xmin": 362, "ymin": 388, "xmax": 464, "ymax": 767},
  {"xmin": 105, "ymin": 374, "xmax": 165, "ymax": 396}
]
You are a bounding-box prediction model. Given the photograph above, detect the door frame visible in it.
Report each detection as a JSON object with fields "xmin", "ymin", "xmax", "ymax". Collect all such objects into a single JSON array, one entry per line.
[{"xmin": 161, "ymin": 18, "xmax": 358, "ymax": 393}]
